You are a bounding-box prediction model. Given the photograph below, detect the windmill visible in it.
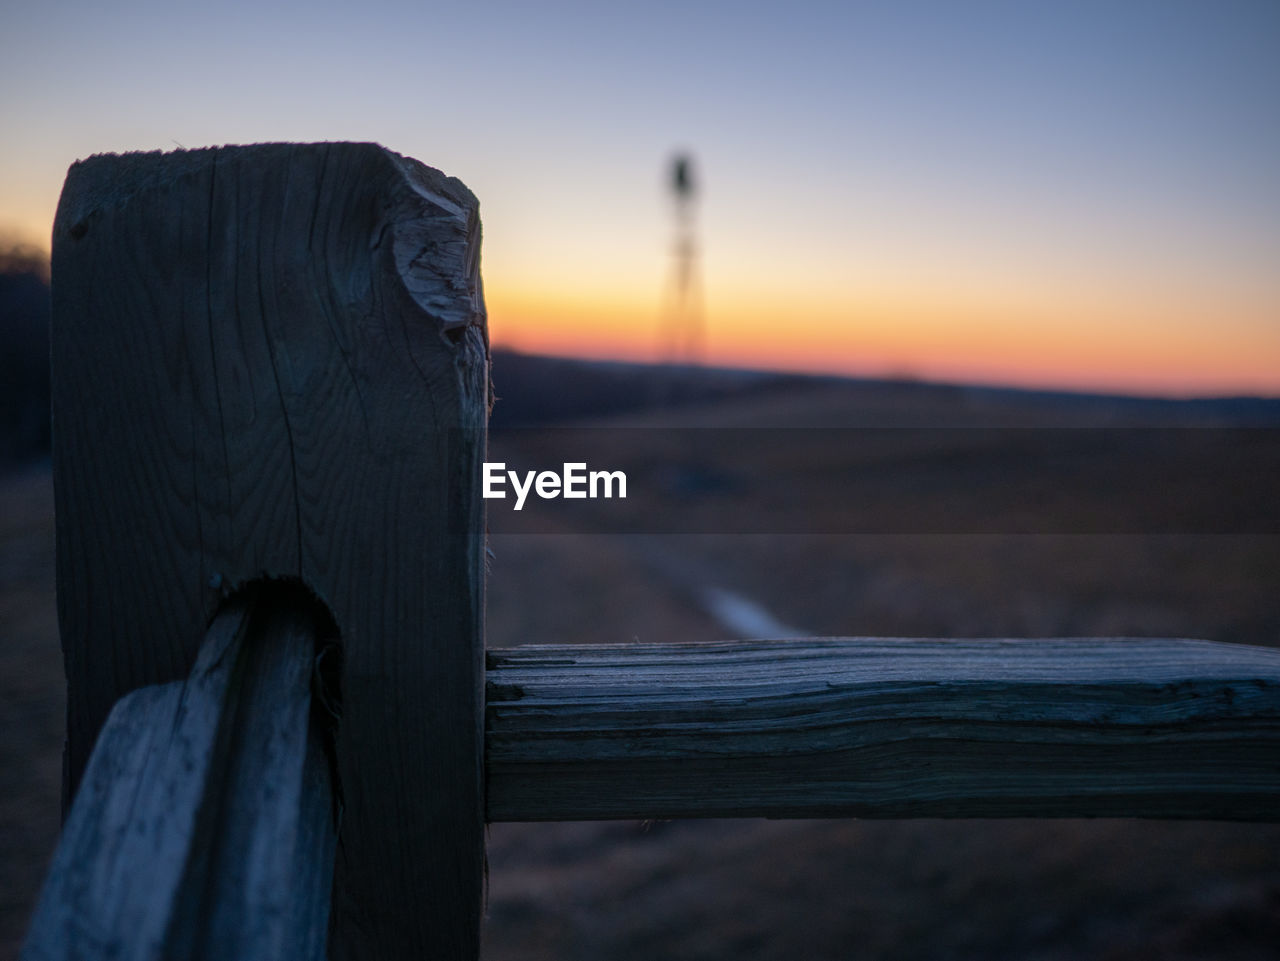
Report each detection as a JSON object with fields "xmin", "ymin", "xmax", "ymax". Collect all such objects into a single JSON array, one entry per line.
[{"xmin": 659, "ymin": 151, "xmax": 704, "ymax": 364}]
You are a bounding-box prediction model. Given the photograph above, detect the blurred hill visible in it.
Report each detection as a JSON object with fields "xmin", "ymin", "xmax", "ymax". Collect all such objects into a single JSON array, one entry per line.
[
  {"xmin": 487, "ymin": 349, "xmax": 816, "ymax": 427},
  {"xmin": 4, "ymin": 251, "xmax": 1278, "ymax": 468},
  {"xmin": 489, "ymin": 347, "xmax": 1280, "ymax": 429}
]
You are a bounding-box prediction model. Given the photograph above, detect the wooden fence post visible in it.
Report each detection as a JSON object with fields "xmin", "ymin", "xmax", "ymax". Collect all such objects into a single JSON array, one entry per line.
[{"xmin": 50, "ymin": 143, "xmax": 489, "ymax": 959}]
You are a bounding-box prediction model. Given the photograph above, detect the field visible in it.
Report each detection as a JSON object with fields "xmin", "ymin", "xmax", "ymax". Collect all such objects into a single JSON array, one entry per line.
[{"xmin": 3, "ymin": 353, "xmax": 1280, "ymax": 959}]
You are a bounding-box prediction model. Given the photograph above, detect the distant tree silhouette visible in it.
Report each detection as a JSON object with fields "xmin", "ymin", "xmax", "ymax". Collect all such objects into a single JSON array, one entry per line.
[{"xmin": 0, "ymin": 244, "xmax": 51, "ymax": 465}]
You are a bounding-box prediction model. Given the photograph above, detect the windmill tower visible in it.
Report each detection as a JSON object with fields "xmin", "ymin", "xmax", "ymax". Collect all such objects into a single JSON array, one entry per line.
[{"xmin": 659, "ymin": 152, "xmax": 704, "ymax": 364}]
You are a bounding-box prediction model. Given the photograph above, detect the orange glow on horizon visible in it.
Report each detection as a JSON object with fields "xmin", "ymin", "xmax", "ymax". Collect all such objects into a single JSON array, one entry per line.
[
  {"xmin": 7, "ymin": 220, "xmax": 1276, "ymax": 398},
  {"xmin": 486, "ymin": 283, "xmax": 1280, "ymax": 398}
]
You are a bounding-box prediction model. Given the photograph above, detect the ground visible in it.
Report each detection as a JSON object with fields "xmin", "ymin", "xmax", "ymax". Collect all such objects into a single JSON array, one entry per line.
[{"xmin": 3, "ymin": 373, "xmax": 1279, "ymax": 960}]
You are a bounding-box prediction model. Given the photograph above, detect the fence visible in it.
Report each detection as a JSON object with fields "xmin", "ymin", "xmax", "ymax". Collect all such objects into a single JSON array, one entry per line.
[{"xmin": 23, "ymin": 143, "xmax": 1280, "ymax": 961}]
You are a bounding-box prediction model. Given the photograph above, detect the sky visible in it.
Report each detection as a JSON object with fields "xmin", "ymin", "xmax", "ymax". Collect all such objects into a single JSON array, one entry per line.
[{"xmin": 2, "ymin": 0, "xmax": 1278, "ymax": 396}]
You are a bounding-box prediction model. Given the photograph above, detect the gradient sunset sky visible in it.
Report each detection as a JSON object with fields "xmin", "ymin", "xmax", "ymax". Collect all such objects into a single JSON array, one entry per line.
[{"xmin": 2, "ymin": 0, "xmax": 1277, "ymax": 395}]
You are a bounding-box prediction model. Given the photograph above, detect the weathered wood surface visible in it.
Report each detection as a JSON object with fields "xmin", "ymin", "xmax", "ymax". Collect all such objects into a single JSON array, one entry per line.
[
  {"xmin": 486, "ymin": 637, "xmax": 1280, "ymax": 822},
  {"xmin": 23, "ymin": 589, "xmax": 336, "ymax": 961},
  {"xmin": 52, "ymin": 143, "xmax": 489, "ymax": 959}
]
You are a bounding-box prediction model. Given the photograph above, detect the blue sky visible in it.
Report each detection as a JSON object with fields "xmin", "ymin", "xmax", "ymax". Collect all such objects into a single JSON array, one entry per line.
[{"xmin": 3, "ymin": 0, "xmax": 1278, "ymax": 392}]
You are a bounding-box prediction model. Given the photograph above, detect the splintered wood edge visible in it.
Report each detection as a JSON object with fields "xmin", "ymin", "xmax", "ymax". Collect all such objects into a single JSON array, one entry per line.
[{"xmin": 485, "ymin": 637, "xmax": 1280, "ymax": 822}]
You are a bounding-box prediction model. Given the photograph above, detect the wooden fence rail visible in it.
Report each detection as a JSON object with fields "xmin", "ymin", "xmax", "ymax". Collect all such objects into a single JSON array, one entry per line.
[
  {"xmin": 26, "ymin": 629, "xmax": 1280, "ymax": 958},
  {"xmin": 25, "ymin": 141, "xmax": 1280, "ymax": 961},
  {"xmin": 24, "ymin": 587, "xmax": 336, "ymax": 961},
  {"xmin": 486, "ymin": 638, "xmax": 1280, "ymax": 822}
]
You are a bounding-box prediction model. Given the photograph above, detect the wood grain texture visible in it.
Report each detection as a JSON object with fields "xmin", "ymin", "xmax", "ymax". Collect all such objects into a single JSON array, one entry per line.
[
  {"xmin": 485, "ymin": 638, "xmax": 1280, "ymax": 822},
  {"xmin": 52, "ymin": 143, "xmax": 489, "ymax": 959},
  {"xmin": 23, "ymin": 589, "xmax": 335, "ymax": 961}
]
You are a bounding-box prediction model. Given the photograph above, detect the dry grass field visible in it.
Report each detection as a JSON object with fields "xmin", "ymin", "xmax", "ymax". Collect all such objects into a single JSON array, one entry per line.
[{"xmin": 3, "ymin": 365, "xmax": 1279, "ymax": 959}]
